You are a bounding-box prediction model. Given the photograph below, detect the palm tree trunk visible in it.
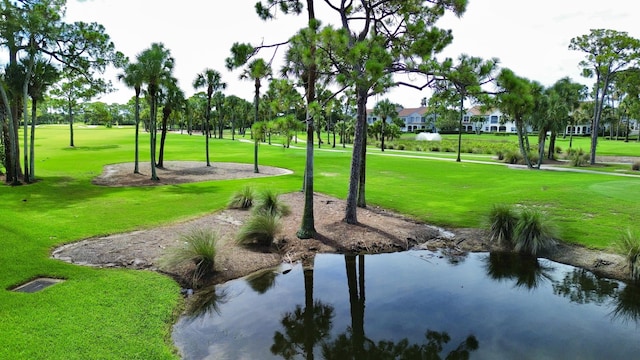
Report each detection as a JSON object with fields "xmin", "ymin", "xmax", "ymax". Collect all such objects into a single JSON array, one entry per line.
[
  {"xmin": 157, "ymin": 111, "xmax": 169, "ymax": 168},
  {"xmin": 547, "ymin": 130, "xmax": 557, "ymax": 160},
  {"xmin": 150, "ymin": 96, "xmax": 159, "ymax": 181},
  {"xmin": 205, "ymin": 97, "xmax": 211, "ymax": 166},
  {"xmin": 134, "ymin": 95, "xmax": 140, "ymax": 173},
  {"xmin": 516, "ymin": 118, "xmax": 533, "ymax": 169}
]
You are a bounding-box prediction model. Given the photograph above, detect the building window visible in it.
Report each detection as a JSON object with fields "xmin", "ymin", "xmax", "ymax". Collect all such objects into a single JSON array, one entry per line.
[{"xmin": 490, "ymin": 115, "xmax": 498, "ymax": 124}]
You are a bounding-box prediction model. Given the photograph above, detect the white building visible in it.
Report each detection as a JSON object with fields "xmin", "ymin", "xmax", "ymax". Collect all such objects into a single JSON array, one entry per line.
[{"xmin": 367, "ymin": 105, "xmax": 527, "ymax": 134}]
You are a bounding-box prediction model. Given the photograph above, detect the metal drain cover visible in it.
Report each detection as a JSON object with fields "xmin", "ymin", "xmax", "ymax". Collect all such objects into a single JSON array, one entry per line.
[{"xmin": 12, "ymin": 278, "xmax": 64, "ymax": 293}]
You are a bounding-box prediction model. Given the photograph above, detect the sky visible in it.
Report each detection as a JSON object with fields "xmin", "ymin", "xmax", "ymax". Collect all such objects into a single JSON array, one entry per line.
[{"xmin": 65, "ymin": 0, "xmax": 639, "ymax": 109}]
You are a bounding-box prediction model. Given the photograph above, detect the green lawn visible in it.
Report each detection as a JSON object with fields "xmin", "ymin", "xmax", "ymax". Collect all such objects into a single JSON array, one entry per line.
[{"xmin": 2, "ymin": 125, "xmax": 639, "ymax": 358}]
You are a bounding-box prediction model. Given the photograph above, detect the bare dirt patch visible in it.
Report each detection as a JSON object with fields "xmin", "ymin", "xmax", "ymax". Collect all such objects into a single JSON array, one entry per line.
[
  {"xmin": 53, "ymin": 161, "xmax": 630, "ymax": 286},
  {"xmin": 91, "ymin": 161, "xmax": 292, "ymax": 187}
]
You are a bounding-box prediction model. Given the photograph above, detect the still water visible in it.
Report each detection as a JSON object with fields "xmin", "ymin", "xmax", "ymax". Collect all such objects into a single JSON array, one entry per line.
[{"xmin": 173, "ymin": 250, "xmax": 640, "ymax": 359}]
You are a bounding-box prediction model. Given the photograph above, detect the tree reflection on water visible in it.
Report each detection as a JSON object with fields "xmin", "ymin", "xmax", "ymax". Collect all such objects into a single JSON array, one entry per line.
[
  {"xmin": 484, "ymin": 252, "xmax": 554, "ymax": 290},
  {"xmin": 271, "ymin": 255, "xmax": 479, "ymax": 359},
  {"xmin": 271, "ymin": 263, "xmax": 335, "ymax": 360}
]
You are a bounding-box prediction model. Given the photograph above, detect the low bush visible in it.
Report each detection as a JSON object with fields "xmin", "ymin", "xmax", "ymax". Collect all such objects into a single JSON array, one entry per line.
[
  {"xmin": 503, "ymin": 151, "xmax": 523, "ymax": 164},
  {"xmin": 528, "ymin": 151, "xmax": 539, "ymax": 165},
  {"xmin": 513, "ymin": 208, "xmax": 557, "ymax": 256},
  {"xmin": 228, "ymin": 186, "xmax": 255, "ymax": 209},
  {"xmin": 632, "ymin": 162, "xmax": 640, "ymax": 171},
  {"xmin": 612, "ymin": 229, "xmax": 640, "ymax": 282},
  {"xmin": 567, "ymin": 148, "xmax": 589, "ymax": 167},
  {"xmin": 159, "ymin": 228, "xmax": 218, "ymax": 286}
]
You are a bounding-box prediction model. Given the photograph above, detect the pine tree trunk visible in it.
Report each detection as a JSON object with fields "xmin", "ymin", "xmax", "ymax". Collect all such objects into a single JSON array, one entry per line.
[
  {"xmin": 357, "ymin": 126, "xmax": 367, "ymax": 208},
  {"xmin": 29, "ymin": 100, "xmax": 37, "ymax": 181},
  {"xmin": 345, "ymin": 89, "xmax": 367, "ymax": 224}
]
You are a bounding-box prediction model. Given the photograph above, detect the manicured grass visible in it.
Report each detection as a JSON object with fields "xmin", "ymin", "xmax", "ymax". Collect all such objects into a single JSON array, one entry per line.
[{"xmin": 2, "ymin": 125, "xmax": 640, "ymax": 358}]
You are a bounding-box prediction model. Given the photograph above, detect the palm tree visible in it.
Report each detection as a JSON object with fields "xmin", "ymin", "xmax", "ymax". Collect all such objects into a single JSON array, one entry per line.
[
  {"xmin": 26, "ymin": 57, "xmax": 59, "ymax": 181},
  {"xmin": 372, "ymin": 99, "xmax": 398, "ymax": 152},
  {"xmin": 136, "ymin": 43, "xmax": 174, "ymax": 181},
  {"xmin": 193, "ymin": 68, "xmax": 226, "ymax": 166},
  {"xmin": 117, "ymin": 61, "xmax": 144, "ymax": 174},
  {"xmin": 240, "ymin": 58, "xmax": 272, "ymax": 173},
  {"xmin": 157, "ymin": 79, "xmax": 184, "ymax": 168}
]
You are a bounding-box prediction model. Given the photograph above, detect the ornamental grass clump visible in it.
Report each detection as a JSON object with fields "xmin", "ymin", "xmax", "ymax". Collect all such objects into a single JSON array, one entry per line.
[
  {"xmin": 228, "ymin": 186, "xmax": 255, "ymax": 209},
  {"xmin": 253, "ymin": 188, "xmax": 290, "ymax": 217},
  {"xmin": 159, "ymin": 228, "xmax": 218, "ymax": 286},
  {"xmin": 612, "ymin": 229, "xmax": 640, "ymax": 282},
  {"xmin": 236, "ymin": 212, "xmax": 282, "ymax": 247},
  {"xmin": 487, "ymin": 204, "xmax": 518, "ymax": 246},
  {"xmin": 513, "ymin": 208, "xmax": 557, "ymax": 256},
  {"xmin": 567, "ymin": 148, "xmax": 588, "ymax": 167}
]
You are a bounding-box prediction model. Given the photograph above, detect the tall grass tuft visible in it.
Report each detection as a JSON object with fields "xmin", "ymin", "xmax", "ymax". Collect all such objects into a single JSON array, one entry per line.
[
  {"xmin": 228, "ymin": 186, "xmax": 255, "ymax": 209},
  {"xmin": 568, "ymin": 148, "xmax": 588, "ymax": 167},
  {"xmin": 612, "ymin": 229, "xmax": 640, "ymax": 282},
  {"xmin": 502, "ymin": 150, "xmax": 523, "ymax": 164},
  {"xmin": 513, "ymin": 208, "xmax": 557, "ymax": 256},
  {"xmin": 253, "ymin": 189, "xmax": 291, "ymax": 216},
  {"xmin": 236, "ymin": 212, "xmax": 282, "ymax": 246},
  {"xmin": 487, "ymin": 204, "xmax": 518, "ymax": 246},
  {"xmin": 159, "ymin": 228, "xmax": 218, "ymax": 286}
]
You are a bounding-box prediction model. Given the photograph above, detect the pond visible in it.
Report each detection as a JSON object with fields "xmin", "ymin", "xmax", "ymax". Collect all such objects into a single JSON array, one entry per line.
[{"xmin": 172, "ymin": 250, "xmax": 640, "ymax": 359}]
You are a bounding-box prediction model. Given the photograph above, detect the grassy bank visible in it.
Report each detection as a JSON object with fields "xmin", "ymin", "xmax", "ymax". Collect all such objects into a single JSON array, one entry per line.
[{"xmin": 1, "ymin": 125, "xmax": 639, "ymax": 358}]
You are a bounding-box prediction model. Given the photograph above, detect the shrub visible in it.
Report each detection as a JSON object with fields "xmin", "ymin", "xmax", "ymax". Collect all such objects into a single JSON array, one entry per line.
[
  {"xmin": 253, "ymin": 189, "xmax": 290, "ymax": 217},
  {"xmin": 612, "ymin": 229, "xmax": 640, "ymax": 282},
  {"xmin": 228, "ymin": 186, "xmax": 255, "ymax": 209},
  {"xmin": 495, "ymin": 150, "xmax": 505, "ymax": 161},
  {"xmin": 555, "ymin": 146, "xmax": 562, "ymax": 154},
  {"xmin": 528, "ymin": 151, "xmax": 539, "ymax": 165},
  {"xmin": 568, "ymin": 148, "xmax": 588, "ymax": 167},
  {"xmin": 564, "ymin": 147, "xmax": 578, "ymax": 158},
  {"xmin": 236, "ymin": 212, "xmax": 282, "ymax": 246},
  {"xmin": 487, "ymin": 204, "xmax": 518, "ymax": 247},
  {"xmin": 159, "ymin": 228, "xmax": 218, "ymax": 286},
  {"xmin": 513, "ymin": 208, "xmax": 557, "ymax": 256},
  {"xmin": 503, "ymin": 151, "xmax": 523, "ymax": 164},
  {"xmin": 397, "ymin": 144, "xmax": 405, "ymax": 150},
  {"xmin": 632, "ymin": 162, "xmax": 640, "ymax": 171}
]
